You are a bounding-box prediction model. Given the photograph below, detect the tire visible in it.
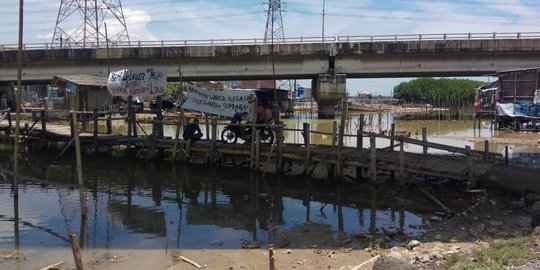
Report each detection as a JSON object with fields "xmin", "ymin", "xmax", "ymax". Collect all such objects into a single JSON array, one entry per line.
[
  {"xmin": 221, "ymin": 127, "xmax": 238, "ymax": 144},
  {"xmin": 259, "ymin": 127, "xmax": 274, "ymax": 145}
]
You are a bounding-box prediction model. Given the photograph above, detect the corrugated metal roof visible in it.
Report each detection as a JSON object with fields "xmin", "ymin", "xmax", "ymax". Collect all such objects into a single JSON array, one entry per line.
[{"xmin": 54, "ymin": 74, "xmax": 107, "ymax": 87}]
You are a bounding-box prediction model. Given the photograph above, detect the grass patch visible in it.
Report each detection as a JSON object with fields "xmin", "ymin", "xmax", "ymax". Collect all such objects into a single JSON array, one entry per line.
[{"xmin": 445, "ymin": 236, "xmax": 534, "ymax": 270}]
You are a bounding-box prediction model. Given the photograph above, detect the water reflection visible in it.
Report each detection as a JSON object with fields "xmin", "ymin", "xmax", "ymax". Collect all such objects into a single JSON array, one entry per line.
[{"xmin": 0, "ymin": 148, "xmax": 429, "ymax": 253}]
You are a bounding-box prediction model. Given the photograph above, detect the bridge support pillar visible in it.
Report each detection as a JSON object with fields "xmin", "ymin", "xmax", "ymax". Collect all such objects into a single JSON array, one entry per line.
[{"xmin": 312, "ymin": 74, "xmax": 346, "ymax": 119}]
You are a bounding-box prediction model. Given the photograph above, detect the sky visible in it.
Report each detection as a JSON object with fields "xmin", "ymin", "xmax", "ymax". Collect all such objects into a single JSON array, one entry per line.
[{"xmin": 1, "ymin": 0, "xmax": 538, "ymax": 95}]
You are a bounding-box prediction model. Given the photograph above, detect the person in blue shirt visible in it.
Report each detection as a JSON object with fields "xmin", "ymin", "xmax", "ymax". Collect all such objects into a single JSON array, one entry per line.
[{"xmin": 183, "ymin": 118, "xmax": 203, "ymax": 142}]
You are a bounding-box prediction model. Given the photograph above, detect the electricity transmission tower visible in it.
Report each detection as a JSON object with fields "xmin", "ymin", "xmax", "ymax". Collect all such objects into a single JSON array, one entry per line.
[
  {"xmin": 264, "ymin": 0, "xmax": 285, "ymax": 44},
  {"xmin": 52, "ymin": 0, "xmax": 130, "ymax": 48}
]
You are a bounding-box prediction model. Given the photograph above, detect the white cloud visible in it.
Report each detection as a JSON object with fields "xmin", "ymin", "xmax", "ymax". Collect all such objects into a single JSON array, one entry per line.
[{"xmin": 123, "ymin": 9, "xmax": 157, "ymax": 41}]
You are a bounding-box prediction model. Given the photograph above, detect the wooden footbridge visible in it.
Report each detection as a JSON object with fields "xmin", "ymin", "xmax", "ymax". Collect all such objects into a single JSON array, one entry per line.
[{"xmin": 0, "ymin": 108, "xmax": 517, "ymax": 190}]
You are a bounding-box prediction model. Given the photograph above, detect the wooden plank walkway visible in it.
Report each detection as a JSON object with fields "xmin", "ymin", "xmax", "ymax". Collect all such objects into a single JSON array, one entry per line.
[{"xmin": 0, "ymin": 117, "xmax": 499, "ymax": 183}]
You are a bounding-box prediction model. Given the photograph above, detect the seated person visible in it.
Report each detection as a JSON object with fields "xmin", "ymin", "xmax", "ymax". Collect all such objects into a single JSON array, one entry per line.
[
  {"xmin": 183, "ymin": 119, "xmax": 203, "ymax": 142},
  {"xmin": 257, "ymin": 101, "xmax": 274, "ymax": 124}
]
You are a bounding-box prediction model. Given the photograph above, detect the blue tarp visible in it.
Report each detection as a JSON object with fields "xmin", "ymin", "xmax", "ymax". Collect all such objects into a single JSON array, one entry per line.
[{"xmin": 496, "ymin": 102, "xmax": 540, "ymax": 118}]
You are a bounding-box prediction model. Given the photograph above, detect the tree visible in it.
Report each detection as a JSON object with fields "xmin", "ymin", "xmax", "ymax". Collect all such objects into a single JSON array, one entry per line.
[
  {"xmin": 393, "ymin": 78, "xmax": 484, "ymax": 107},
  {"xmin": 165, "ymin": 82, "xmax": 186, "ymax": 99}
]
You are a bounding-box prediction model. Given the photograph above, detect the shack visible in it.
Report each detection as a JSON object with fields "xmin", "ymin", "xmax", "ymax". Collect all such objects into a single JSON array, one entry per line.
[
  {"xmin": 53, "ymin": 75, "xmax": 110, "ymax": 111},
  {"xmin": 475, "ymin": 67, "xmax": 540, "ymax": 131}
]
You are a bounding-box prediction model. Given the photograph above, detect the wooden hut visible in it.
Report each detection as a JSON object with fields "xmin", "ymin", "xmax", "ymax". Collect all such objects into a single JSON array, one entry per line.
[{"xmin": 53, "ymin": 75, "xmax": 110, "ymax": 111}]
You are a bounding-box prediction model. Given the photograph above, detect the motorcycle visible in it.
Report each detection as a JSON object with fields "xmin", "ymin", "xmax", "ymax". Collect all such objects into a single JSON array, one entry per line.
[{"xmin": 221, "ymin": 112, "xmax": 275, "ymax": 145}]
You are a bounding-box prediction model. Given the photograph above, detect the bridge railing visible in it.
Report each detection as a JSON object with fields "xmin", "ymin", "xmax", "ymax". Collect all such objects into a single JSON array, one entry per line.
[
  {"xmin": 3, "ymin": 32, "xmax": 540, "ymax": 51},
  {"xmin": 338, "ymin": 32, "xmax": 540, "ymax": 42}
]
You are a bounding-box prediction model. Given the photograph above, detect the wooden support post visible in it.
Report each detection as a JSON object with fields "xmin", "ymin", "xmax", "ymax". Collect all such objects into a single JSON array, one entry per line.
[
  {"xmin": 93, "ymin": 108, "xmax": 98, "ymax": 154},
  {"xmin": 69, "ymin": 233, "xmax": 84, "ymax": 270},
  {"xmin": 127, "ymin": 96, "xmax": 133, "ymax": 137},
  {"xmin": 255, "ymin": 132, "xmax": 260, "ymax": 171},
  {"xmin": 211, "ymin": 118, "xmax": 217, "ymax": 164},
  {"xmin": 332, "ymin": 120, "xmax": 337, "ymax": 146},
  {"xmin": 106, "ymin": 114, "xmax": 112, "ymax": 134},
  {"xmin": 277, "ymin": 123, "xmax": 284, "ymax": 173},
  {"xmin": 466, "ymin": 145, "xmax": 475, "ymax": 188},
  {"xmin": 71, "ymin": 112, "xmax": 87, "ymax": 217},
  {"xmin": 268, "ymin": 244, "xmax": 275, "ymax": 270},
  {"xmin": 422, "ymin": 127, "xmax": 427, "ymax": 155},
  {"xmin": 370, "ymin": 134, "xmax": 377, "ymax": 182},
  {"xmin": 7, "ymin": 110, "xmax": 12, "ymax": 129},
  {"xmin": 337, "ymin": 101, "xmax": 347, "ymax": 180},
  {"xmin": 359, "ymin": 114, "xmax": 365, "ymax": 135},
  {"xmin": 4, "ymin": 111, "xmax": 11, "ymax": 136},
  {"xmin": 390, "ymin": 123, "xmax": 395, "ymax": 150},
  {"xmin": 303, "ymin": 123, "xmax": 311, "ymax": 176},
  {"xmin": 70, "ymin": 117, "xmax": 75, "ymax": 139},
  {"xmin": 399, "ymin": 137, "xmax": 405, "ymax": 186},
  {"xmin": 127, "ymin": 96, "xmax": 133, "ymax": 150},
  {"xmin": 156, "ymin": 96, "xmax": 164, "ymax": 138},
  {"xmin": 205, "ymin": 114, "xmax": 210, "ymax": 140},
  {"xmin": 40, "ymin": 109, "xmax": 47, "ymax": 140},
  {"xmin": 390, "ymin": 123, "xmax": 396, "ymax": 180},
  {"xmin": 172, "ymin": 116, "xmax": 182, "ymax": 161},
  {"xmin": 250, "ymin": 124, "xmax": 256, "ymax": 170},
  {"xmin": 484, "ymin": 140, "xmax": 489, "ymax": 161},
  {"xmin": 505, "ymin": 145, "xmax": 509, "ymax": 165},
  {"xmin": 356, "ymin": 129, "xmax": 362, "ymax": 180},
  {"xmin": 132, "ymin": 110, "xmax": 137, "ymax": 137}
]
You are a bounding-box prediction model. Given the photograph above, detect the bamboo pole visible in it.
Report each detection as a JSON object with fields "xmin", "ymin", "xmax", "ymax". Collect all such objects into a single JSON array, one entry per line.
[
  {"xmin": 72, "ymin": 112, "xmax": 87, "ymax": 217},
  {"xmin": 420, "ymin": 189, "xmax": 453, "ymax": 215}
]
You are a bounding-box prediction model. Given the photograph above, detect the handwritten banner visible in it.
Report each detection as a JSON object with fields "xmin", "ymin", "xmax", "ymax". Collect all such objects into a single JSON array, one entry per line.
[
  {"xmin": 182, "ymin": 85, "xmax": 257, "ymax": 120},
  {"xmin": 107, "ymin": 67, "xmax": 167, "ymax": 97}
]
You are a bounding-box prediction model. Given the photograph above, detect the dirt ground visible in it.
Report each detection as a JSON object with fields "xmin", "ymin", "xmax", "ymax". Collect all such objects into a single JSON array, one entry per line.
[{"xmin": 3, "ymin": 191, "xmax": 536, "ymax": 270}]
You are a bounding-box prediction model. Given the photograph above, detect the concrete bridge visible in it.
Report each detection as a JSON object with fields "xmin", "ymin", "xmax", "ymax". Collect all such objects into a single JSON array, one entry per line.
[{"xmin": 2, "ymin": 32, "xmax": 540, "ymax": 117}]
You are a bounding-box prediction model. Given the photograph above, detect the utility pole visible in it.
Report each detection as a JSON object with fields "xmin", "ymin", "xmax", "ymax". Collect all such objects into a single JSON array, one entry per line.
[{"xmin": 52, "ymin": 0, "xmax": 130, "ymax": 48}]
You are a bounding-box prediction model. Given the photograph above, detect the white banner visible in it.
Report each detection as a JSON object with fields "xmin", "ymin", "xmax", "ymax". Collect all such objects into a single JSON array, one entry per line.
[
  {"xmin": 107, "ymin": 67, "xmax": 167, "ymax": 97},
  {"xmin": 182, "ymin": 85, "xmax": 257, "ymax": 120}
]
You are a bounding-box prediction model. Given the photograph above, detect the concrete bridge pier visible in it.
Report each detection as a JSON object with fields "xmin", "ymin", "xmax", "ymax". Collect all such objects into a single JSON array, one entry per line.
[{"xmin": 312, "ymin": 74, "xmax": 347, "ymax": 118}]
